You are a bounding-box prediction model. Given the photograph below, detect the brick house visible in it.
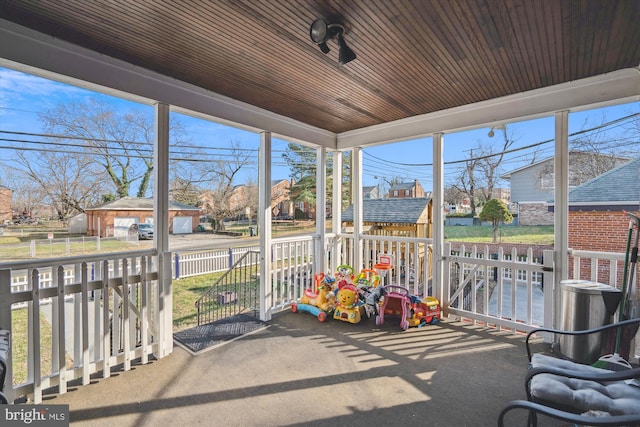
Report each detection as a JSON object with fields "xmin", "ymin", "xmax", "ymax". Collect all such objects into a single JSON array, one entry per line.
[
  {"xmin": 388, "ymin": 179, "xmax": 425, "ymax": 199},
  {"xmin": 85, "ymin": 197, "xmax": 200, "ymax": 237},
  {"xmin": 0, "ymin": 185, "xmax": 12, "ymax": 223},
  {"xmin": 271, "ymin": 179, "xmax": 293, "ymax": 218},
  {"xmin": 558, "ymin": 157, "xmax": 640, "ymax": 285}
]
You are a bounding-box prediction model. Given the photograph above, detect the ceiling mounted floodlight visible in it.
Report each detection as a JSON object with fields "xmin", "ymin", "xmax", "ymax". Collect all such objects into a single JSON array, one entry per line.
[{"xmin": 309, "ymin": 18, "xmax": 357, "ymax": 65}]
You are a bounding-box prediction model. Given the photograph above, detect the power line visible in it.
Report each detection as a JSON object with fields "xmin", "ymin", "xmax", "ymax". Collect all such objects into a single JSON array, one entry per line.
[{"xmin": 363, "ymin": 112, "xmax": 639, "ymax": 167}]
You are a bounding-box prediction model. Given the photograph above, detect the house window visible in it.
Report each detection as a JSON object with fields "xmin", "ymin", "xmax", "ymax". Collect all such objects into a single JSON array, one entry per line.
[
  {"xmin": 540, "ymin": 173, "xmax": 554, "ymax": 190},
  {"xmin": 405, "ymin": 190, "xmax": 409, "ymax": 196},
  {"xmin": 393, "ymin": 190, "xmax": 398, "ymax": 197}
]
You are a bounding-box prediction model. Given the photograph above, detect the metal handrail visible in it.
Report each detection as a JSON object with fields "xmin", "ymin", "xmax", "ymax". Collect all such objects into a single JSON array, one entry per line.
[{"xmin": 195, "ymin": 250, "xmax": 260, "ymax": 325}]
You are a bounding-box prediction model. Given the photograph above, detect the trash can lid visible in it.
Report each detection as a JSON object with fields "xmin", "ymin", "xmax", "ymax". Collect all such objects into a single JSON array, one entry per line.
[{"xmin": 559, "ymin": 279, "xmax": 621, "ymax": 294}]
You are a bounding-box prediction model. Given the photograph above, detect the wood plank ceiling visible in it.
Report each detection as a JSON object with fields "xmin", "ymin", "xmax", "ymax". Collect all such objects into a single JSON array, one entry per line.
[{"xmin": 1, "ymin": 0, "xmax": 639, "ymax": 134}]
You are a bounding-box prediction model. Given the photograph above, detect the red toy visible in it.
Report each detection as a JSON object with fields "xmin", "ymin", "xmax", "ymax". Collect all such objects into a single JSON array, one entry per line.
[{"xmin": 408, "ymin": 295, "xmax": 441, "ymax": 327}]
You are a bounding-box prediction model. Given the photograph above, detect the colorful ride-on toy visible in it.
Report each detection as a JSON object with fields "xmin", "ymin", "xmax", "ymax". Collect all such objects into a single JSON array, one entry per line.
[
  {"xmin": 333, "ymin": 284, "xmax": 362, "ymax": 324},
  {"xmin": 291, "ymin": 302, "xmax": 329, "ymax": 322},
  {"xmin": 292, "ymin": 272, "xmax": 336, "ymax": 322},
  {"xmin": 408, "ymin": 296, "xmax": 441, "ymax": 327},
  {"xmin": 376, "ymin": 285, "xmax": 411, "ymax": 330}
]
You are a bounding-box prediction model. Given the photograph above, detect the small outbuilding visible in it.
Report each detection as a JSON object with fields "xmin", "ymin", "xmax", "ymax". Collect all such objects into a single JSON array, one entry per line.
[
  {"xmin": 342, "ymin": 197, "xmax": 433, "ymax": 238},
  {"xmin": 85, "ymin": 197, "xmax": 200, "ymax": 237},
  {"xmin": 342, "ymin": 197, "xmax": 433, "ymax": 279}
]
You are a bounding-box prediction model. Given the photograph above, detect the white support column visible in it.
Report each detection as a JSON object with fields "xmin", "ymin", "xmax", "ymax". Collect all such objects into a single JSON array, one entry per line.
[
  {"xmin": 554, "ymin": 110, "xmax": 570, "ymax": 329},
  {"xmin": 432, "ymin": 133, "xmax": 445, "ymax": 302},
  {"xmin": 259, "ymin": 131, "xmax": 273, "ymax": 321},
  {"xmin": 153, "ymin": 102, "xmax": 172, "ymax": 357},
  {"xmin": 352, "ymin": 147, "xmax": 363, "ymax": 270},
  {"xmin": 315, "ymin": 146, "xmax": 327, "ymax": 274},
  {"xmin": 331, "ymin": 150, "xmax": 343, "ymax": 273}
]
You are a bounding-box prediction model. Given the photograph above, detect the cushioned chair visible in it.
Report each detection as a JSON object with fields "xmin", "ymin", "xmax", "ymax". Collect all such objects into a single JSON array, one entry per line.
[
  {"xmin": 0, "ymin": 329, "xmax": 10, "ymax": 404},
  {"xmin": 498, "ymin": 318, "xmax": 640, "ymax": 426}
]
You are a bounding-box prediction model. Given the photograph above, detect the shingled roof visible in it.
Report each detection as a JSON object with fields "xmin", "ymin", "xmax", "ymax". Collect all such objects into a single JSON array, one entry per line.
[
  {"xmin": 567, "ymin": 157, "xmax": 640, "ymax": 206},
  {"xmin": 342, "ymin": 198, "xmax": 431, "ymax": 224},
  {"xmin": 89, "ymin": 197, "xmax": 199, "ymax": 211}
]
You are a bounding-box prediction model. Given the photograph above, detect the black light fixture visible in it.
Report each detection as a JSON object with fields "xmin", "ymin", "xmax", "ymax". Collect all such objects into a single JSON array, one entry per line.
[{"xmin": 309, "ymin": 18, "xmax": 357, "ymax": 65}]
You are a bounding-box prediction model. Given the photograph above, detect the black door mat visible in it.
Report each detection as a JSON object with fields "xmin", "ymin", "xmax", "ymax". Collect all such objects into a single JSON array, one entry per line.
[{"xmin": 174, "ymin": 314, "xmax": 267, "ymax": 354}]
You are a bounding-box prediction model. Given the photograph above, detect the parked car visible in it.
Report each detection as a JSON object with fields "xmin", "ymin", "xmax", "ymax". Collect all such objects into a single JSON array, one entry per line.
[{"xmin": 129, "ymin": 223, "xmax": 154, "ymax": 240}]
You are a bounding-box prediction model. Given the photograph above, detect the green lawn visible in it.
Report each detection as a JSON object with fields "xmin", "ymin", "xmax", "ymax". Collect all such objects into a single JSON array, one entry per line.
[
  {"xmin": 444, "ymin": 225, "xmax": 554, "ymax": 245},
  {"xmin": 172, "ymin": 272, "xmax": 226, "ymax": 331}
]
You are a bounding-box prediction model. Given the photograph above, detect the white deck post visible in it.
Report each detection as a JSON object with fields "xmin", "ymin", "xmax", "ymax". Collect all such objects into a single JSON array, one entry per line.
[
  {"xmin": 331, "ymin": 151, "xmax": 343, "ymax": 273},
  {"xmin": 433, "ymin": 133, "xmax": 445, "ymax": 303},
  {"xmin": 154, "ymin": 102, "xmax": 172, "ymax": 357},
  {"xmin": 259, "ymin": 131, "xmax": 273, "ymax": 321},
  {"xmin": 315, "ymin": 146, "xmax": 327, "ymax": 274},
  {"xmin": 352, "ymin": 147, "xmax": 363, "ymax": 270},
  {"xmin": 554, "ymin": 110, "xmax": 569, "ymax": 330}
]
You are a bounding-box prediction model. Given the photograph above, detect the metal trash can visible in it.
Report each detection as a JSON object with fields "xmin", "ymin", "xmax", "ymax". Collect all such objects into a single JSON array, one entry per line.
[{"xmin": 557, "ymin": 280, "xmax": 621, "ymax": 364}]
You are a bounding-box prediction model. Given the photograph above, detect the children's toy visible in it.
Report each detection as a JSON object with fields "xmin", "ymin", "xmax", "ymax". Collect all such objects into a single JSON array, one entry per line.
[
  {"xmin": 300, "ymin": 273, "xmax": 336, "ymax": 311},
  {"xmin": 376, "ymin": 285, "xmax": 411, "ymax": 330},
  {"xmin": 373, "ymin": 254, "xmax": 393, "ymax": 287},
  {"xmin": 355, "ymin": 269, "xmax": 380, "ymax": 288},
  {"xmin": 335, "ymin": 264, "xmax": 354, "ymax": 289},
  {"xmin": 291, "ymin": 273, "xmax": 336, "ymax": 322},
  {"xmin": 358, "ymin": 285, "xmax": 386, "ymax": 319},
  {"xmin": 291, "ymin": 302, "xmax": 330, "ymax": 322},
  {"xmin": 333, "ymin": 284, "xmax": 362, "ymax": 324},
  {"xmin": 408, "ymin": 295, "xmax": 441, "ymax": 327}
]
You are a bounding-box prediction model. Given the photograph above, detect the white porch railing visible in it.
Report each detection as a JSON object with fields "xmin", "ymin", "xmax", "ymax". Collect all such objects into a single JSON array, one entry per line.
[
  {"xmin": 267, "ymin": 234, "xmax": 435, "ymax": 312},
  {"xmin": 0, "ymin": 250, "xmax": 164, "ymax": 404},
  {"xmin": 445, "ymin": 243, "xmax": 554, "ymax": 333},
  {"xmin": 2, "ymin": 237, "xmax": 634, "ymax": 404},
  {"xmin": 268, "ymin": 236, "xmax": 553, "ymax": 333}
]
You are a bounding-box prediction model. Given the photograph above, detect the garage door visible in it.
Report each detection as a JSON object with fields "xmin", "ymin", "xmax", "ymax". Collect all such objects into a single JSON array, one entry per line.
[
  {"xmin": 114, "ymin": 217, "xmax": 138, "ymax": 237},
  {"xmin": 173, "ymin": 216, "xmax": 192, "ymax": 234}
]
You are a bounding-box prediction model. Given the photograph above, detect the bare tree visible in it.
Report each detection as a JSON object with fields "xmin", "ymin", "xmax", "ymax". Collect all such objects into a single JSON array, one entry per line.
[
  {"xmin": 477, "ymin": 127, "xmax": 514, "ymax": 202},
  {"xmin": 536, "ymin": 114, "xmax": 636, "ymax": 188},
  {"xmin": 12, "ymin": 147, "xmax": 108, "ymax": 222},
  {"xmin": 452, "ymin": 127, "xmax": 515, "ymax": 216},
  {"xmin": 39, "ymin": 97, "xmax": 190, "ymax": 199},
  {"xmin": 0, "ymin": 174, "xmax": 45, "ymax": 220},
  {"xmin": 452, "ymin": 149, "xmax": 481, "ymax": 216},
  {"xmin": 197, "ymin": 140, "xmax": 253, "ymax": 230}
]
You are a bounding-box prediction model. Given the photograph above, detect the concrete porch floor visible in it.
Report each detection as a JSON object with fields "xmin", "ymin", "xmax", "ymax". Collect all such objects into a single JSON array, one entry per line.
[{"xmin": 43, "ymin": 312, "xmax": 560, "ymax": 427}]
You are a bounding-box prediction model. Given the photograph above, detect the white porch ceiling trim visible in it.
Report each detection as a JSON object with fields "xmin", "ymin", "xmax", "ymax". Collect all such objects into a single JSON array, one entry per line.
[
  {"xmin": 337, "ymin": 67, "xmax": 640, "ymax": 149},
  {"xmin": 0, "ymin": 19, "xmax": 336, "ymax": 148}
]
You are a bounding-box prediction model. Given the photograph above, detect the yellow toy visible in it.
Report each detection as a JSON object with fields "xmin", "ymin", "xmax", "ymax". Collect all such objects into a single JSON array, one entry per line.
[
  {"xmin": 333, "ymin": 284, "xmax": 362, "ymax": 324},
  {"xmin": 300, "ymin": 273, "xmax": 336, "ymax": 312}
]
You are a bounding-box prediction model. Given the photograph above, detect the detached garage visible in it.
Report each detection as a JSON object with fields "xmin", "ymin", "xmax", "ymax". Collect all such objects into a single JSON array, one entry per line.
[{"xmin": 85, "ymin": 197, "xmax": 200, "ymax": 237}]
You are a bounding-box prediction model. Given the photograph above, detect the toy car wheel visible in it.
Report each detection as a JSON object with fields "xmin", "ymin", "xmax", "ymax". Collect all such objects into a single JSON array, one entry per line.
[
  {"xmin": 317, "ymin": 312, "xmax": 327, "ymax": 322},
  {"xmin": 291, "ymin": 303, "xmax": 298, "ymax": 313}
]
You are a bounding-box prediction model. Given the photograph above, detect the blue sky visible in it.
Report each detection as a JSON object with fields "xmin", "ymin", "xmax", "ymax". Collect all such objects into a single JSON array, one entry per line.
[{"xmin": 1, "ymin": 67, "xmax": 638, "ymax": 194}]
